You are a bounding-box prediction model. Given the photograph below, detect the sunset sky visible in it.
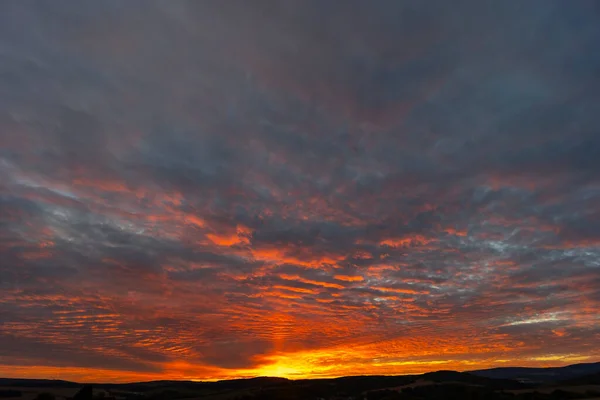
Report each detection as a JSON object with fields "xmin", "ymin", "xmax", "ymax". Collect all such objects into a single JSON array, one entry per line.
[{"xmin": 1, "ymin": 0, "xmax": 600, "ymax": 383}]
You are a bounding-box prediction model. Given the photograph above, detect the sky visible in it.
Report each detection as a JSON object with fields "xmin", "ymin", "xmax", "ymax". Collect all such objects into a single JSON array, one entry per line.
[{"xmin": 1, "ymin": 0, "xmax": 600, "ymax": 383}]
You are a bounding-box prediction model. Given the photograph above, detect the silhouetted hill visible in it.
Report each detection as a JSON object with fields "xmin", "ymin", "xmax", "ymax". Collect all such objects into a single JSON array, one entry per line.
[
  {"xmin": 421, "ymin": 370, "xmax": 527, "ymax": 389},
  {"xmin": 96, "ymin": 377, "xmax": 291, "ymax": 393},
  {"xmin": 470, "ymin": 362, "xmax": 600, "ymax": 383},
  {"xmin": 559, "ymin": 371, "xmax": 600, "ymax": 386},
  {"xmin": 4, "ymin": 364, "xmax": 600, "ymax": 400},
  {"xmin": 0, "ymin": 378, "xmax": 80, "ymax": 388}
]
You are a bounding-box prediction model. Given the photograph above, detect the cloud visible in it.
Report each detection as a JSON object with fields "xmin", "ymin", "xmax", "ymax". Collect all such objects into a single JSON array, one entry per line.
[{"xmin": 1, "ymin": 0, "xmax": 599, "ymax": 382}]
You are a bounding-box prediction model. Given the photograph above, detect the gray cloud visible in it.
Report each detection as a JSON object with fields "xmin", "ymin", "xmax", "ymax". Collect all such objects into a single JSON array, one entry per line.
[{"xmin": 1, "ymin": 0, "xmax": 599, "ymax": 381}]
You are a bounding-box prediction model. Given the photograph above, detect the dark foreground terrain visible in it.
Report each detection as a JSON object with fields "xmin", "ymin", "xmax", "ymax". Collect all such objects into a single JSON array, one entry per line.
[{"xmin": 1, "ymin": 362, "xmax": 599, "ymax": 400}]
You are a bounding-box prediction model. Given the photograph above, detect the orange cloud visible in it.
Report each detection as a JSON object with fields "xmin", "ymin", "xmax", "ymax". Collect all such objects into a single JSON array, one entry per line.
[
  {"xmin": 444, "ymin": 228, "xmax": 467, "ymax": 237},
  {"xmin": 251, "ymin": 247, "xmax": 344, "ymax": 268},
  {"xmin": 334, "ymin": 275, "xmax": 364, "ymax": 282},
  {"xmin": 280, "ymin": 274, "xmax": 345, "ymax": 289},
  {"xmin": 206, "ymin": 225, "xmax": 252, "ymax": 246},
  {"xmin": 380, "ymin": 235, "xmax": 435, "ymax": 248}
]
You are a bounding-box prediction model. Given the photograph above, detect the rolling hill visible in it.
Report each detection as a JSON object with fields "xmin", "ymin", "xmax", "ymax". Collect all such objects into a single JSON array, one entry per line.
[{"xmin": 470, "ymin": 362, "xmax": 600, "ymax": 383}]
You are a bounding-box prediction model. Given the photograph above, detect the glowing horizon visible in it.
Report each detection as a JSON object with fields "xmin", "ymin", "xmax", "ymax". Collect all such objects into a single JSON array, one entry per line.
[{"xmin": 0, "ymin": 354, "xmax": 595, "ymax": 384}]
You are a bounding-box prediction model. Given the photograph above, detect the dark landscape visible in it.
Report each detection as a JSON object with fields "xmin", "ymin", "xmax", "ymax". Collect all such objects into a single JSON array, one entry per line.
[{"xmin": 2, "ymin": 362, "xmax": 600, "ymax": 400}]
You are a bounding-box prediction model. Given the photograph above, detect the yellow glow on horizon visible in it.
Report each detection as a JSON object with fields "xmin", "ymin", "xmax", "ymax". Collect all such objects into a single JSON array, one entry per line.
[
  {"xmin": 528, "ymin": 354, "xmax": 590, "ymax": 363},
  {"xmin": 0, "ymin": 351, "xmax": 594, "ymax": 383}
]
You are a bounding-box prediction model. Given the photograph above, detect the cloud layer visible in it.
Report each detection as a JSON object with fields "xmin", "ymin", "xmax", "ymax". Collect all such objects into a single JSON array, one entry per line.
[{"xmin": 1, "ymin": 0, "xmax": 600, "ymax": 382}]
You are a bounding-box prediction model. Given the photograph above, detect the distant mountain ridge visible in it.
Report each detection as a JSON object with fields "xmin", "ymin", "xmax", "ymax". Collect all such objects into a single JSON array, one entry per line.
[
  {"xmin": 0, "ymin": 378, "xmax": 80, "ymax": 388},
  {"xmin": 0, "ymin": 377, "xmax": 293, "ymax": 392},
  {"xmin": 469, "ymin": 361, "xmax": 600, "ymax": 383},
  {"xmin": 3, "ymin": 366, "xmax": 600, "ymax": 400},
  {"xmin": 420, "ymin": 370, "xmax": 526, "ymax": 389},
  {"xmin": 0, "ymin": 373, "xmax": 525, "ymax": 391},
  {"xmin": 1, "ymin": 361, "xmax": 598, "ymax": 388},
  {"xmin": 0, "ymin": 372, "xmax": 532, "ymax": 400}
]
